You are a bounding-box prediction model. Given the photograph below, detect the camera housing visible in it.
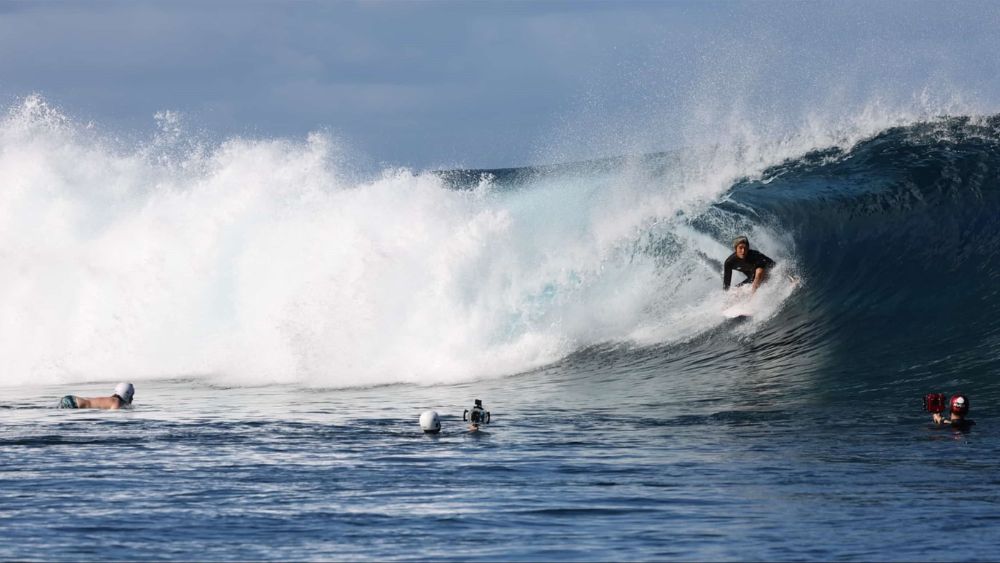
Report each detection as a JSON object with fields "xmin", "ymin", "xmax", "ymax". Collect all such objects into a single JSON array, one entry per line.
[
  {"xmin": 463, "ymin": 399, "xmax": 491, "ymax": 426},
  {"xmin": 923, "ymin": 393, "xmax": 947, "ymax": 414}
]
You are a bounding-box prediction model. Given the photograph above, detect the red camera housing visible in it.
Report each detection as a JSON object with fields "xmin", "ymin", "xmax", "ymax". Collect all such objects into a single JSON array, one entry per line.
[{"xmin": 923, "ymin": 393, "xmax": 947, "ymax": 414}]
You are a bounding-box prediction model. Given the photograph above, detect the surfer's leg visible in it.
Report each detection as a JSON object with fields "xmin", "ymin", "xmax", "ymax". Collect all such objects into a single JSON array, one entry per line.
[{"xmin": 58, "ymin": 395, "xmax": 78, "ymax": 409}]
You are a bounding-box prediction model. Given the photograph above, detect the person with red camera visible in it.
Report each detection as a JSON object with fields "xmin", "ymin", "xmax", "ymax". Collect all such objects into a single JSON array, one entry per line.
[{"xmin": 924, "ymin": 393, "xmax": 975, "ymax": 430}]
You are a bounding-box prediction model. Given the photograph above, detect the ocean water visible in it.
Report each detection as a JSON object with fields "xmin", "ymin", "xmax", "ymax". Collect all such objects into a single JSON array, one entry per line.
[{"xmin": 3, "ymin": 98, "xmax": 1000, "ymax": 561}]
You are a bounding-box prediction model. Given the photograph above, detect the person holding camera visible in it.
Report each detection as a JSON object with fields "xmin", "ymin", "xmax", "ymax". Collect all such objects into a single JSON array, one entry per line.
[
  {"xmin": 463, "ymin": 399, "xmax": 491, "ymax": 432},
  {"xmin": 924, "ymin": 393, "xmax": 975, "ymax": 430}
]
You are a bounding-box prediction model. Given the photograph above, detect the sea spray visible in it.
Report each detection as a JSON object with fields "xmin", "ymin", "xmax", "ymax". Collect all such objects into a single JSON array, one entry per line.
[{"xmin": 0, "ymin": 95, "xmax": 980, "ymax": 388}]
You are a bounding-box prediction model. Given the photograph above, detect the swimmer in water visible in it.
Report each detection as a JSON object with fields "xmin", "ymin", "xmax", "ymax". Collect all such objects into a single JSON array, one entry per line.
[
  {"xmin": 464, "ymin": 399, "xmax": 490, "ymax": 432},
  {"xmin": 58, "ymin": 382, "xmax": 135, "ymax": 410},
  {"xmin": 932, "ymin": 394, "xmax": 975, "ymax": 431}
]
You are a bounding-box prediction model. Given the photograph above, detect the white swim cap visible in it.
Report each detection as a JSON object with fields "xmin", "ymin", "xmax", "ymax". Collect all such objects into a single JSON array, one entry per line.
[
  {"xmin": 419, "ymin": 410, "xmax": 441, "ymax": 433},
  {"xmin": 114, "ymin": 382, "xmax": 134, "ymax": 404}
]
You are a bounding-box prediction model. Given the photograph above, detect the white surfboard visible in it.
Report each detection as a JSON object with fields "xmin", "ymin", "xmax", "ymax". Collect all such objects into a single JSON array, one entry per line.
[
  {"xmin": 723, "ymin": 284, "xmax": 754, "ymax": 318},
  {"xmin": 722, "ymin": 303, "xmax": 752, "ymax": 319},
  {"xmin": 723, "ymin": 275, "xmax": 799, "ymax": 319}
]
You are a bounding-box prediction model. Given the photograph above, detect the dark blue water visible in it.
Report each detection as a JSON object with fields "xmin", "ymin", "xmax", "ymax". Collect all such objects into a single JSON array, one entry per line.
[{"xmin": 4, "ymin": 116, "xmax": 1000, "ymax": 561}]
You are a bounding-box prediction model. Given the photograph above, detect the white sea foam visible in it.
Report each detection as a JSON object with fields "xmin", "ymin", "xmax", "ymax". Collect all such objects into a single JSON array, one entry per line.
[{"xmin": 0, "ymin": 94, "xmax": 979, "ymax": 388}]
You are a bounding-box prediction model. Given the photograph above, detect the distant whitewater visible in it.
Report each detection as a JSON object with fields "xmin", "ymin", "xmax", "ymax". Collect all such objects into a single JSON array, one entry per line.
[{"xmin": 2, "ymin": 95, "xmax": 999, "ymax": 391}]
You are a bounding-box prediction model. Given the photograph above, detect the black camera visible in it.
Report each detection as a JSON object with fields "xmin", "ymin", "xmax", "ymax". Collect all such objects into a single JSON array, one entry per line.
[
  {"xmin": 463, "ymin": 399, "xmax": 491, "ymax": 426},
  {"xmin": 923, "ymin": 393, "xmax": 947, "ymax": 414}
]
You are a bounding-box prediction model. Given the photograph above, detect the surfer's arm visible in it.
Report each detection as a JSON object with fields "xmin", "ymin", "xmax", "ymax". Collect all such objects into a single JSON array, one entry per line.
[
  {"xmin": 723, "ymin": 259, "xmax": 734, "ymax": 290},
  {"xmin": 751, "ymin": 267, "xmax": 767, "ymax": 292}
]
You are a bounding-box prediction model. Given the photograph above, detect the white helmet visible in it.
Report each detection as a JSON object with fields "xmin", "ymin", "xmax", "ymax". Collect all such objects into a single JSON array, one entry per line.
[
  {"xmin": 419, "ymin": 410, "xmax": 441, "ymax": 433},
  {"xmin": 114, "ymin": 382, "xmax": 135, "ymax": 405}
]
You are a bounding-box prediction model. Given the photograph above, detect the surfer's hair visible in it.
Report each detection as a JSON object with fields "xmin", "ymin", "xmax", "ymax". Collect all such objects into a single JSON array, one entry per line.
[{"xmin": 733, "ymin": 236, "xmax": 750, "ymax": 250}]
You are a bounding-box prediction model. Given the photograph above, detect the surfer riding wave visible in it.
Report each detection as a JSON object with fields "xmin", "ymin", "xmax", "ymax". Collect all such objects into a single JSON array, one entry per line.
[{"xmin": 723, "ymin": 236, "xmax": 775, "ymax": 293}]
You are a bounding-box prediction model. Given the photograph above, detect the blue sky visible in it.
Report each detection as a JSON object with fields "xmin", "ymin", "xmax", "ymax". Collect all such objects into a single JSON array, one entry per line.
[{"xmin": 2, "ymin": 0, "xmax": 999, "ymax": 170}]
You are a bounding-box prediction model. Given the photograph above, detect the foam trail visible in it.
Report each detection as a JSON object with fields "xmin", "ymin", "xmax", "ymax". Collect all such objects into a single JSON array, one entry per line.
[{"xmin": 0, "ymin": 95, "xmax": 976, "ymax": 388}]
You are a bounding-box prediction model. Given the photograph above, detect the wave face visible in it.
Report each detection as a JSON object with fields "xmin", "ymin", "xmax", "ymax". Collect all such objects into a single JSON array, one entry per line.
[
  {"xmin": 2, "ymin": 95, "xmax": 999, "ymax": 393},
  {"xmin": 447, "ymin": 116, "xmax": 1000, "ymax": 411},
  {"xmin": 725, "ymin": 116, "xmax": 1000, "ymax": 402}
]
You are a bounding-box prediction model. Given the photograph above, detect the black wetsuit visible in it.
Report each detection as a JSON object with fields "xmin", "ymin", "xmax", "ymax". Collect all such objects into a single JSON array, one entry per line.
[
  {"xmin": 723, "ymin": 249, "xmax": 775, "ymax": 290},
  {"xmin": 945, "ymin": 419, "xmax": 976, "ymax": 431}
]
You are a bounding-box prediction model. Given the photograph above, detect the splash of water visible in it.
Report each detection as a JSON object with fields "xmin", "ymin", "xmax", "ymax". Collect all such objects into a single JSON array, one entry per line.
[{"xmin": 0, "ymin": 94, "xmax": 979, "ymax": 388}]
